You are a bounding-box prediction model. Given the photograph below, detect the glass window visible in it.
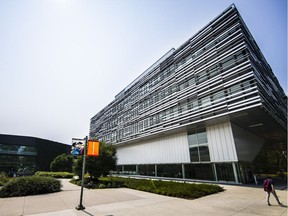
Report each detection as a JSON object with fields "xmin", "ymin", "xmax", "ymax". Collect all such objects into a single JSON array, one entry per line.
[
  {"xmin": 179, "ymin": 102, "xmax": 188, "ymax": 114},
  {"xmin": 200, "ymin": 96, "xmax": 211, "ymax": 108},
  {"xmin": 144, "ymin": 119, "xmax": 149, "ymax": 128},
  {"xmin": 187, "ymin": 128, "xmax": 210, "ymax": 162},
  {"xmin": 190, "ymin": 147, "xmax": 200, "ymax": 162},
  {"xmin": 188, "ymin": 134, "xmax": 198, "ymax": 146},
  {"xmin": 199, "ymin": 146, "xmax": 210, "ymax": 161},
  {"xmin": 143, "ymin": 100, "xmax": 149, "ymax": 108},
  {"xmin": 198, "ymin": 133, "xmax": 207, "ymax": 144},
  {"xmin": 179, "ymin": 82, "xmax": 185, "ymax": 91},
  {"xmin": 157, "ymin": 164, "xmax": 182, "ymax": 178},
  {"xmin": 197, "ymin": 71, "xmax": 208, "ymax": 83},
  {"xmin": 155, "ymin": 93, "xmax": 159, "ymax": 102},
  {"xmin": 188, "ymin": 99, "xmax": 198, "ymax": 111},
  {"xmin": 228, "ymin": 83, "xmax": 242, "ymax": 96},
  {"xmin": 242, "ymin": 80, "xmax": 252, "ymax": 90},
  {"xmin": 0, "ymin": 155, "xmax": 36, "ymax": 175},
  {"xmin": 184, "ymin": 164, "xmax": 214, "ymax": 181},
  {"xmin": 212, "ymin": 90, "xmax": 225, "ymax": 103},
  {"xmin": 123, "ymin": 165, "xmax": 137, "ymax": 175},
  {"xmin": 188, "ymin": 78, "xmax": 195, "ymax": 86},
  {"xmin": 0, "ymin": 144, "xmax": 37, "ymax": 156},
  {"xmin": 215, "ymin": 163, "xmax": 235, "ymax": 182},
  {"xmin": 138, "ymin": 164, "xmax": 155, "ymax": 176},
  {"xmin": 208, "ymin": 65, "xmax": 219, "ymax": 78},
  {"xmin": 222, "ymin": 56, "xmax": 235, "ymax": 70}
]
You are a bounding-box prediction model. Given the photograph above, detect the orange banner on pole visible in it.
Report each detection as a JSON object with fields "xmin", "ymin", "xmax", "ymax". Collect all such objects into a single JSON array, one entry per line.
[{"xmin": 87, "ymin": 140, "xmax": 100, "ymax": 157}]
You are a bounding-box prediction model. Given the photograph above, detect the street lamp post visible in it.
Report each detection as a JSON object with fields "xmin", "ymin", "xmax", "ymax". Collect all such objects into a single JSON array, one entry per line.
[{"xmin": 76, "ymin": 136, "xmax": 88, "ymax": 210}]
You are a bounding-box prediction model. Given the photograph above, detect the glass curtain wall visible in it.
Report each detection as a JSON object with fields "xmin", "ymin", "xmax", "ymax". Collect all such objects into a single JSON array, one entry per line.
[
  {"xmin": 0, "ymin": 144, "xmax": 37, "ymax": 175},
  {"xmin": 0, "ymin": 144, "xmax": 37, "ymax": 156},
  {"xmin": 138, "ymin": 164, "xmax": 155, "ymax": 176},
  {"xmin": 215, "ymin": 163, "xmax": 236, "ymax": 182},
  {"xmin": 0, "ymin": 155, "xmax": 36, "ymax": 175},
  {"xmin": 157, "ymin": 164, "xmax": 182, "ymax": 178},
  {"xmin": 184, "ymin": 163, "xmax": 214, "ymax": 180}
]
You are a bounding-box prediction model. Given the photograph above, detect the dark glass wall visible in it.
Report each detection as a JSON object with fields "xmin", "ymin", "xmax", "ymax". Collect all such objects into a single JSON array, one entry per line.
[
  {"xmin": 215, "ymin": 163, "xmax": 235, "ymax": 182},
  {"xmin": 138, "ymin": 164, "xmax": 155, "ymax": 176},
  {"xmin": 157, "ymin": 164, "xmax": 182, "ymax": 178},
  {"xmin": 184, "ymin": 163, "xmax": 214, "ymax": 181},
  {"xmin": 0, "ymin": 134, "xmax": 70, "ymax": 174}
]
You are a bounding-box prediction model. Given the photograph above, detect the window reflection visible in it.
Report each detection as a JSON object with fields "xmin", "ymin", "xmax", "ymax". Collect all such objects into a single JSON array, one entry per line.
[
  {"xmin": 0, "ymin": 144, "xmax": 37, "ymax": 156},
  {"xmin": 187, "ymin": 128, "xmax": 210, "ymax": 162},
  {"xmin": 189, "ymin": 147, "xmax": 200, "ymax": 162}
]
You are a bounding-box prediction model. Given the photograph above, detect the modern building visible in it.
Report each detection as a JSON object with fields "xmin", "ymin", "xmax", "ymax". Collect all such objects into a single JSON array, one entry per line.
[
  {"xmin": 0, "ymin": 134, "xmax": 71, "ymax": 175},
  {"xmin": 90, "ymin": 4, "xmax": 287, "ymax": 184}
]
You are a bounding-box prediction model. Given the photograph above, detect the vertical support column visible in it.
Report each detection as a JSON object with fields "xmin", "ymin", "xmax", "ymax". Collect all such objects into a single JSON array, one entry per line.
[
  {"xmin": 155, "ymin": 164, "xmax": 157, "ymax": 177},
  {"xmin": 136, "ymin": 164, "xmax": 138, "ymax": 175},
  {"xmin": 182, "ymin": 164, "xmax": 185, "ymax": 179},
  {"xmin": 122, "ymin": 165, "xmax": 124, "ymax": 174},
  {"xmin": 212, "ymin": 163, "xmax": 218, "ymax": 182},
  {"xmin": 232, "ymin": 163, "xmax": 239, "ymax": 183}
]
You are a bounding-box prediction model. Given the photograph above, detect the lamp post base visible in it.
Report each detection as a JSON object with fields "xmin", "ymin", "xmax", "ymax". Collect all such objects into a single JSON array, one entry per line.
[{"xmin": 76, "ymin": 204, "xmax": 85, "ymax": 210}]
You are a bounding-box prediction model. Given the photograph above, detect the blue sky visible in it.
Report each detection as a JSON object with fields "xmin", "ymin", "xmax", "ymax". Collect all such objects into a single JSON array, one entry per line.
[{"xmin": 0, "ymin": 0, "xmax": 286, "ymax": 144}]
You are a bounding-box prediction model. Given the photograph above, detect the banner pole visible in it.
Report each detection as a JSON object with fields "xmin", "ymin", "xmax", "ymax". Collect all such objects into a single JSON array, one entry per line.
[{"xmin": 76, "ymin": 136, "xmax": 88, "ymax": 210}]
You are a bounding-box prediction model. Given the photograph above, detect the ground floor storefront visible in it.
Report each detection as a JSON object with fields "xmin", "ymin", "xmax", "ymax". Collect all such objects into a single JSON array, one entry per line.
[{"xmin": 115, "ymin": 162, "xmax": 260, "ymax": 184}]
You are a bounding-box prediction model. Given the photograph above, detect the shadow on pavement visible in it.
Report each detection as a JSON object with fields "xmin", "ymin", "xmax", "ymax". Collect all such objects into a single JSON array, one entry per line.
[{"xmin": 82, "ymin": 210, "xmax": 94, "ymax": 216}]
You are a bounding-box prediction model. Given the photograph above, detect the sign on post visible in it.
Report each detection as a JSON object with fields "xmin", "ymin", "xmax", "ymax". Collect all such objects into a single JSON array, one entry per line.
[
  {"xmin": 71, "ymin": 138, "xmax": 85, "ymax": 156},
  {"xmin": 73, "ymin": 137, "xmax": 100, "ymax": 210},
  {"xmin": 87, "ymin": 140, "xmax": 100, "ymax": 157}
]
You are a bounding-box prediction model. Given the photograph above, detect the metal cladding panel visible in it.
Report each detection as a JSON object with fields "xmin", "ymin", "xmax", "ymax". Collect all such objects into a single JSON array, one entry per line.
[
  {"xmin": 207, "ymin": 122, "xmax": 238, "ymax": 162},
  {"xmin": 117, "ymin": 132, "xmax": 190, "ymax": 165},
  {"xmin": 90, "ymin": 4, "xmax": 286, "ymax": 150}
]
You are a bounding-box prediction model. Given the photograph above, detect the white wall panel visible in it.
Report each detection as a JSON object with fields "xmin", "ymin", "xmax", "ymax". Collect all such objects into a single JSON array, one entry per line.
[
  {"xmin": 117, "ymin": 132, "xmax": 190, "ymax": 165},
  {"xmin": 207, "ymin": 122, "xmax": 238, "ymax": 162}
]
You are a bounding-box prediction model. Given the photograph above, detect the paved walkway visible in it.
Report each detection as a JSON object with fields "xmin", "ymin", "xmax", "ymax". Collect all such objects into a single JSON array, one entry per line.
[{"xmin": 0, "ymin": 179, "xmax": 287, "ymax": 216}]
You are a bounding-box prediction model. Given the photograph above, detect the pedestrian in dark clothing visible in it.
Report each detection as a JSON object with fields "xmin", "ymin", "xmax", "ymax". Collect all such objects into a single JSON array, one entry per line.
[{"xmin": 263, "ymin": 176, "xmax": 281, "ymax": 206}]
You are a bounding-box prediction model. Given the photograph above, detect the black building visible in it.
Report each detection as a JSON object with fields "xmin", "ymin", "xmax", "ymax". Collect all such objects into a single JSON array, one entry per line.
[{"xmin": 0, "ymin": 134, "xmax": 71, "ymax": 175}]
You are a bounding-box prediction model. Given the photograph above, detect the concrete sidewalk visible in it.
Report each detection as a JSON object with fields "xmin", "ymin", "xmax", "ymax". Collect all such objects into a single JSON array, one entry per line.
[{"xmin": 0, "ymin": 179, "xmax": 287, "ymax": 216}]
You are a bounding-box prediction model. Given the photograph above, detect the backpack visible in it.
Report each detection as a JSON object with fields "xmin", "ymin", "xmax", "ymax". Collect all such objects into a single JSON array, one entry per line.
[{"xmin": 263, "ymin": 179, "xmax": 271, "ymax": 191}]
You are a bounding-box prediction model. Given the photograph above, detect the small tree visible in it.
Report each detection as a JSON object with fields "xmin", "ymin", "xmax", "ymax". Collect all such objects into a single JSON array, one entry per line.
[
  {"xmin": 50, "ymin": 154, "xmax": 73, "ymax": 172},
  {"xmin": 74, "ymin": 142, "xmax": 117, "ymax": 179}
]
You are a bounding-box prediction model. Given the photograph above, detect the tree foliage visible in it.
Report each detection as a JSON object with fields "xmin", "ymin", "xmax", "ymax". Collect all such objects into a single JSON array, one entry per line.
[
  {"xmin": 75, "ymin": 142, "xmax": 117, "ymax": 179},
  {"xmin": 50, "ymin": 154, "xmax": 73, "ymax": 172},
  {"xmin": 253, "ymin": 142, "xmax": 287, "ymax": 173}
]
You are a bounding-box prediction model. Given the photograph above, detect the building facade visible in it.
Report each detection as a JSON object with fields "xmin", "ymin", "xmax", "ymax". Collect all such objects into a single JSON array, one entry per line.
[
  {"xmin": 0, "ymin": 134, "xmax": 71, "ymax": 175},
  {"xmin": 90, "ymin": 5, "xmax": 287, "ymax": 183}
]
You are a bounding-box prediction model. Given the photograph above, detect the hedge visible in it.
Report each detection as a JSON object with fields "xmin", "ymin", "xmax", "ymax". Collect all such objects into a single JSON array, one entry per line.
[
  {"xmin": 0, "ymin": 172, "xmax": 9, "ymax": 186},
  {"xmin": 121, "ymin": 177, "xmax": 224, "ymax": 199},
  {"xmin": 71, "ymin": 176, "xmax": 224, "ymax": 199},
  {"xmin": 0, "ymin": 176, "xmax": 62, "ymax": 197},
  {"xmin": 34, "ymin": 171, "xmax": 74, "ymax": 178}
]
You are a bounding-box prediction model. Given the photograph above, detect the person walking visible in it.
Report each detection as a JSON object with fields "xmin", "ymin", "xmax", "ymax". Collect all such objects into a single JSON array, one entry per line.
[{"xmin": 263, "ymin": 176, "xmax": 282, "ymax": 206}]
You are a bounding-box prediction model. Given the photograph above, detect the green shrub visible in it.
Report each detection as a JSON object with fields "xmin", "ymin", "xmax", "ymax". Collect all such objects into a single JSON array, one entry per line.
[
  {"xmin": 70, "ymin": 176, "xmax": 223, "ymax": 199},
  {"xmin": 70, "ymin": 176, "xmax": 125, "ymax": 189},
  {"xmin": 99, "ymin": 176, "xmax": 125, "ymax": 187},
  {"xmin": 152, "ymin": 180, "xmax": 223, "ymax": 199},
  {"xmin": 0, "ymin": 172, "xmax": 9, "ymax": 186},
  {"xmin": 50, "ymin": 154, "xmax": 73, "ymax": 172},
  {"xmin": 35, "ymin": 171, "xmax": 74, "ymax": 178},
  {"xmin": 0, "ymin": 176, "xmax": 62, "ymax": 197},
  {"xmin": 74, "ymin": 143, "xmax": 117, "ymax": 178},
  {"xmin": 113, "ymin": 177, "xmax": 223, "ymax": 199}
]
